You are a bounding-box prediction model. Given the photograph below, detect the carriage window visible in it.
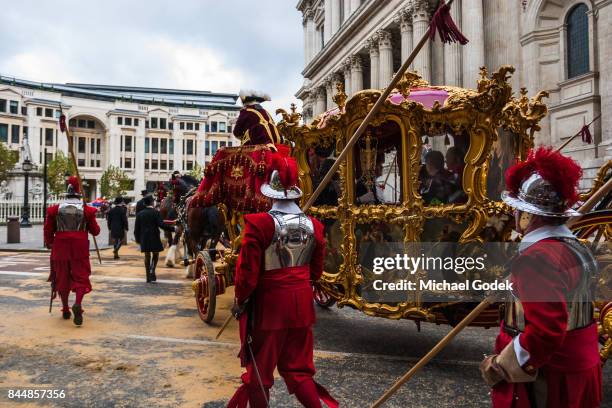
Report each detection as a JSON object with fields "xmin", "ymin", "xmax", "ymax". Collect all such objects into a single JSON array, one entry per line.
[
  {"xmin": 320, "ymin": 219, "xmax": 343, "ymax": 274},
  {"xmin": 419, "ymin": 130, "xmax": 469, "ymax": 206},
  {"xmin": 488, "ymin": 128, "xmax": 519, "ymax": 201},
  {"xmin": 354, "ymin": 123, "xmax": 403, "ymax": 205},
  {"xmin": 308, "ymin": 144, "xmax": 339, "ymax": 207}
]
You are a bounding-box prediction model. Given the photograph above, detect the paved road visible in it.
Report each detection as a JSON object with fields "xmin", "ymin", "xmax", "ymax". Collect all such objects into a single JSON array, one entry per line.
[{"xmin": 0, "ymin": 248, "xmax": 609, "ymax": 407}]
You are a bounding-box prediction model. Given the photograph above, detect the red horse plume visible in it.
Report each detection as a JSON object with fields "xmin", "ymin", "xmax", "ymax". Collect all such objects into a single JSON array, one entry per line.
[{"xmin": 505, "ymin": 147, "xmax": 582, "ymax": 206}]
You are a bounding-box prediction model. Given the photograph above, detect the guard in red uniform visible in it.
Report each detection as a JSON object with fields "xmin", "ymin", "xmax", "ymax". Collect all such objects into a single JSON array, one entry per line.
[
  {"xmin": 44, "ymin": 176, "xmax": 100, "ymax": 326},
  {"xmin": 480, "ymin": 147, "xmax": 602, "ymax": 407},
  {"xmin": 234, "ymin": 89, "xmax": 282, "ymax": 146},
  {"xmin": 228, "ymin": 156, "xmax": 337, "ymax": 408}
]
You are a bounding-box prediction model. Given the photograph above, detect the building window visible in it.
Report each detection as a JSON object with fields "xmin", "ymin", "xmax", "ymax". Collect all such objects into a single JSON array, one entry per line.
[
  {"xmin": 160, "ymin": 160, "xmax": 167, "ymax": 170},
  {"xmin": 160, "ymin": 118, "xmax": 167, "ymax": 129},
  {"xmin": 187, "ymin": 122, "xmax": 193, "ymax": 131},
  {"xmin": 36, "ymin": 107, "xmax": 42, "ymax": 116},
  {"xmin": 228, "ymin": 141, "xmax": 233, "ymax": 147},
  {"xmin": 220, "ymin": 141, "xmax": 226, "ymax": 148},
  {"xmin": 45, "ymin": 128, "xmax": 54, "ymax": 146},
  {"xmin": 186, "ymin": 139, "xmax": 194, "ymax": 155},
  {"xmin": 9, "ymin": 101, "xmax": 18, "ymax": 114},
  {"xmin": 78, "ymin": 119, "xmax": 87, "ymax": 128},
  {"xmin": 205, "ymin": 140, "xmax": 210, "ymax": 155},
  {"xmin": 0, "ymin": 99, "xmax": 5, "ymax": 112},
  {"xmin": 87, "ymin": 120, "xmax": 95, "ymax": 129},
  {"xmin": 145, "ymin": 159, "xmax": 150, "ymax": 170},
  {"xmin": 78, "ymin": 137, "xmax": 86, "ymax": 153},
  {"xmin": 169, "ymin": 121, "xmax": 173, "ymax": 130},
  {"xmin": 118, "ymin": 117, "xmax": 123, "ymax": 125},
  {"xmin": 211, "ymin": 121, "xmax": 218, "ymax": 132},
  {"xmin": 151, "ymin": 117, "xmax": 158, "ymax": 129},
  {"xmin": 195, "ymin": 123, "xmax": 200, "ymax": 131},
  {"xmin": 145, "ymin": 120, "xmax": 150, "ymax": 129},
  {"xmin": 125, "ymin": 117, "xmax": 132, "ymax": 126},
  {"xmin": 152, "ymin": 138, "xmax": 159, "ymax": 153},
  {"xmin": 205, "ymin": 123, "xmax": 210, "ymax": 132},
  {"xmin": 211, "ymin": 140, "xmax": 218, "ymax": 155},
  {"xmin": 145, "ymin": 138, "xmax": 150, "ymax": 153},
  {"xmin": 45, "ymin": 108, "xmax": 53, "ymax": 118},
  {"xmin": 135, "ymin": 118, "xmax": 139, "ymax": 127},
  {"xmin": 152, "ymin": 160, "xmax": 158, "ymax": 170},
  {"xmin": 124, "ymin": 158, "xmax": 132, "ymax": 169},
  {"xmin": 124, "ymin": 135, "xmax": 133, "ymax": 151},
  {"xmin": 21, "ymin": 106, "xmax": 27, "ymax": 115},
  {"xmin": 180, "ymin": 122, "xmax": 185, "ymax": 130},
  {"xmin": 219, "ymin": 122, "xmax": 226, "ymax": 132},
  {"xmin": 169, "ymin": 160, "xmax": 174, "ymax": 169},
  {"xmin": 10, "ymin": 125, "xmax": 19, "ymax": 144},
  {"xmin": 169, "ymin": 139, "xmax": 174, "ymax": 154},
  {"xmin": 161, "ymin": 138, "xmax": 168, "ymax": 154},
  {"xmin": 567, "ymin": 4, "xmax": 590, "ymax": 79},
  {"xmin": 228, "ymin": 124, "xmax": 232, "ymax": 134},
  {"xmin": 0, "ymin": 124, "xmax": 7, "ymax": 142}
]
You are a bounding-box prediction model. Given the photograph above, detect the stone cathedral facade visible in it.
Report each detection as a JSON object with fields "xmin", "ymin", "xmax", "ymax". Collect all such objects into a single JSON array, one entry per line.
[{"xmin": 296, "ymin": 0, "xmax": 612, "ymax": 177}]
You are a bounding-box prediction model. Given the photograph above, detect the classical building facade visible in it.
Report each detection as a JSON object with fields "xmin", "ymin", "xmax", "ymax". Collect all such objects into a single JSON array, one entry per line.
[
  {"xmin": 296, "ymin": 0, "xmax": 612, "ymax": 180},
  {"xmin": 0, "ymin": 76, "xmax": 240, "ymax": 200}
]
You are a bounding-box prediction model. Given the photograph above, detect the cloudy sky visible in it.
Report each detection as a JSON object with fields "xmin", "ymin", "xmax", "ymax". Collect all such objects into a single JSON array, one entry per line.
[{"xmin": 0, "ymin": 0, "xmax": 304, "ymax": 113}]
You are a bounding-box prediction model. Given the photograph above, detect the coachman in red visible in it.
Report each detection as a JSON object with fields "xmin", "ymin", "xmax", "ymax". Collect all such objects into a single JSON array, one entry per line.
[
  {"xmin": 44, "ymin": 176, "xmax": 100, "ymax": 326},
  {"xmin": 228, "ymin": 155, "xmax": 337, "ymax": 408},
  {"xmin": 480, "ymin": 147, "xmax": 602, "ymax": 407},
  {"xmin": 234, "ymin": 89, "xmax": 282, "ymax": 147}
]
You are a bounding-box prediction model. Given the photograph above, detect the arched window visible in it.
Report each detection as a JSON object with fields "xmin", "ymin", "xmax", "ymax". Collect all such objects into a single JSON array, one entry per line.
[{"xmin": 566, "ymin": 4, "xmax": 590, "ymax": 79}]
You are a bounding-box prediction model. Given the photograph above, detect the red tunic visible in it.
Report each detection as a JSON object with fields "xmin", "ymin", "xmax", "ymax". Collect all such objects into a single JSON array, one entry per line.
[
  {"xmin": 233, "ymin": 106, "xmax": 282, "ymax": 146},
  {"xmin": 492, "ymin": 238, "xmax": 602, "ymax": 408},
  {"xmin": 44, "ymin": 203, "xmax": 100, "ymax": 294},
  {"xmin": 228, "ymin": 212, "xmax": 337, "ymax": 408}
]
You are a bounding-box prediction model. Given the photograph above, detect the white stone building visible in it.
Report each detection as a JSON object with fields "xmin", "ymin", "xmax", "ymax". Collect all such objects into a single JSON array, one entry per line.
[
  {"xmin": 296, "ymin": 0, "xmax": 612, "ymax": 177},
  {"xmin": 0, "ymin": 76, "xmax": 241, "ymax": 200}
]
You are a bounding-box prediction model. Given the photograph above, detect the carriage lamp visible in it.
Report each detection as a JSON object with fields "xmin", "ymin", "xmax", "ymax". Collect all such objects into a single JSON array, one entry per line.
[{"xmin": 20, "ymin": 157, "xmax": 34, "ymax": 227}]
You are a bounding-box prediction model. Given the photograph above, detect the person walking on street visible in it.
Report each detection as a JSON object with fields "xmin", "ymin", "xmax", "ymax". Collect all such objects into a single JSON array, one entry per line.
[
  {"xmin": 107, "ymin": 196, "xmax": 128, "ymax": 260},
  {"xmin": 134, "ymin": 195, "xmax": 174, "ymax": 283},
  {"xmin": 44, "ymin": 176, "xmax": 100, "ymax": 326},
  {"xmin": 136, "ymin": 190, "xmax": 149, "ymax": 214}
]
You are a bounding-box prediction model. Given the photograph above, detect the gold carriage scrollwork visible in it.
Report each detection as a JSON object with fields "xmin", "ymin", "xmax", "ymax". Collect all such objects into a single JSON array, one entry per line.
[{"xmin": 277, "ymin": 66, "xmax": 548, "ymax": 320}]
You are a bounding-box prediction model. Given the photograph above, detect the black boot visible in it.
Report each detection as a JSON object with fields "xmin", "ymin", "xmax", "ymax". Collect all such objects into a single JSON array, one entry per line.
[
  {"xmin": 72, "ymin": 304, "xmax": 83, "ymax": 326},
  {"xmin": 145, "ymin": 254, "xmax": 152, "ymax": 283},
  {"xmin": 62, "ymin": 310, "xmax": 71, "ymax": 320},
  {"xmin": 150, "ymin": 253, "xmax": 158, "ymax": 283}
]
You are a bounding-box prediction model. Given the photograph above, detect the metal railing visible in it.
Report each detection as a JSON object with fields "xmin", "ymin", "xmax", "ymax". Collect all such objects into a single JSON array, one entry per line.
[{"xmin": 0, "ymin": 197, "xmax": 61, "ymax": 224}]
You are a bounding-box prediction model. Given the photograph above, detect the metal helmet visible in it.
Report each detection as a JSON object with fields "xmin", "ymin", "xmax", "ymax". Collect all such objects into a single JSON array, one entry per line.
[
  {"xmin": 260, "ymin": 169, "xmax": 303, "ymax": 200},
  {"xmin": 65, "ymin": 176, "xmax": 82, "ymax": 198}
]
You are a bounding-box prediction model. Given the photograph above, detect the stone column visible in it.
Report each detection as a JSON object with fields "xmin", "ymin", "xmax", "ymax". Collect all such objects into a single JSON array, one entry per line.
[
  {"xmin": 315, "ymin": 87, "xmax": 327, "ymax": 116},
  {"xmin": 325, "ymin": 78, "xmax": 334, "ymax": 109},
  {"xmin": 331, "ymin": 0, "xmax": 341, "ymax": 35},
  {"xmin": 307, "ymin": 10, "xmax": 316, "ymax": 61},
  {"xmin": 378, "ymin": 29, "xmax": 394, "ymax": 88},
  {"xmin": 483, "ymin": 0, "xmax": 521, "ymax": 90},
  {"xmin": 324, "ymin": 0, "xmax": 332, "ymax": 44},
  {"xmin": 444, "ymin": 0, "xmax": 462, "ymax": 86},
  {"xmin": 432, "ymin": 37, "xmax": 445, "ymax": 85},
  {"xmin": 412, "ymin": 0, "xmax": 431, "ymax": 83},
  {"xmin": 368, "ymin": 36, "xmax": 380, "ymax": 89},
  {"xmin": 134, "ymin": 119, "xmax": 146, "ymax": 193},
  {"xmin": 462, "ymin": 0, "xmax": 485, "ymax": 88},
  {"xmin": 343, "ymin": 0, "xmax": 351, "ymax": 23},
  {"xmin": 351, "ymin": 55, "xmax": 364, "ymax": 94},
  {"xmin": 302, "ymin": 15, "xmax": 309, "ymax": 66},
  {"xmin": 399, "ymin": 8, "xmax": 413, "ymax": 64}
]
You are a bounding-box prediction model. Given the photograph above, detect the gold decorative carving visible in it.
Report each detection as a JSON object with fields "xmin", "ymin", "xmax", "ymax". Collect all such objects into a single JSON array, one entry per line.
[{"xmin": 332, "ymin": 82, "xmax": 347, "ymax": 111}]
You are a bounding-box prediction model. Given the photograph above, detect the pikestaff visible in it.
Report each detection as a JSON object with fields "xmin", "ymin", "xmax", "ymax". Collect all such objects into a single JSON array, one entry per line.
[{"xmin": 58, "ymin": 109, "xmax": 102, "ymax": 264}]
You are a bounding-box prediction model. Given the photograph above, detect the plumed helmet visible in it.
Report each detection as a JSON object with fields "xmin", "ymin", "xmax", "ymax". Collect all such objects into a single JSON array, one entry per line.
[
  {"xmin": 260, "ymin": 154, "xmax": 302, "ymax": 200},
  {"xmin": 239, "ymin": 89, "xmax": 271, "ymax": 104},
  {"xmin": 65, "ymin": 176, "xmax": 82, "ymax": 198},
  {"xmin": 501, "ymin": 147, "xmax": 582, "ymax": 217}
]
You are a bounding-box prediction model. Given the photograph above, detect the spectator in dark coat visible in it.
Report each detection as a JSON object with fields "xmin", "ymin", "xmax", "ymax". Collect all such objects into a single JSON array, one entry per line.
[
  {"xmin": 107, "ymin": 196, "xmax": 128, "ymax": 259},
  {"xmin": 134, "ymin": 195, "xmax": 175, "ymax": 283},
  {"xmin": 135, "ymin": 190, "xmax": 149, "ymax": 214}
]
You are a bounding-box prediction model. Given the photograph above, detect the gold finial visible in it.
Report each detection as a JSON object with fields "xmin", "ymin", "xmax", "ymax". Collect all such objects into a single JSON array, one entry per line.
[
  {"xmin": 275, "ymin": 103, "xmax": 302, "ymax": 126},
  {"xmin": 290, "ymin": 103, "xmax": 297, "ymax": 114},
  {"xmin": 333, "ymin": 82, "xmax": 347, "ymax": 110}
]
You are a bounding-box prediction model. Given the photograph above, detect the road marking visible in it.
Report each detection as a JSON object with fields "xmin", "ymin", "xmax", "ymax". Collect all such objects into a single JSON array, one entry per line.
[
  {"xmin": 0, "ymin": 270, "xmax": 187, "ymax": 285},
  {"xmin": 124, "ymin": 334, "xmax": 480, "ymax": 367}
]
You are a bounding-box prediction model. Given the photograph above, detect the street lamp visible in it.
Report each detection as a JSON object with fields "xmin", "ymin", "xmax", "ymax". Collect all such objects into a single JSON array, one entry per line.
[{"xmin": 20, "ymin": 138, "xmax": 34, "ymax": 227}]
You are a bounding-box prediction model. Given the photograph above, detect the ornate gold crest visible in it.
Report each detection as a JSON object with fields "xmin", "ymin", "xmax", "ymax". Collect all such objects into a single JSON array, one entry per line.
[{"xmin": 230, "ymin": 165, "xmax": 244, "ymax": 179}]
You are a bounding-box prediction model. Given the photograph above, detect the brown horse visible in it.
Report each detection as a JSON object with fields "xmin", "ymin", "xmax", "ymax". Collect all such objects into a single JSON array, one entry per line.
[
  {"xmin": 182, "ymin": 198, "xmax": 225, "ymax": 278},
  {"xmin": 159, "ymin": 196, "xmax": 177, "ymax": 248}
]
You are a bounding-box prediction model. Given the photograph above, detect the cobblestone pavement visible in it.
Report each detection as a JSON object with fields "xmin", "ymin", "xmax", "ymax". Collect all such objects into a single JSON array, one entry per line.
[{"xmin": 0, "ymin": 247, "xmax": 609, "ymax": 408}]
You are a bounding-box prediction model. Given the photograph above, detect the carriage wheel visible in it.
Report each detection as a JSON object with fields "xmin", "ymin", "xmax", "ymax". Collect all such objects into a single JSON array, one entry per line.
[
  {"xmin": 313, "ymin": 284, "xmax": 336, "ymax": 308},
  {"xmin": 194, "ymin": 251, "xmax": 216, "ymax": 323}
]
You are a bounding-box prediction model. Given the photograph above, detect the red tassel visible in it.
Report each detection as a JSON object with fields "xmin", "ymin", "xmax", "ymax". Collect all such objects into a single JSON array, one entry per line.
[
  {"xmin": 59, "ymin": 114, "xmax": 67, "ymax": 133},
  {"xmin": 579, "ymin": 124, "xmax": 593, "ymax": 144},
  {"xmin": 428, "ymin": 1, "xmax": 469, "ymax": 45}
]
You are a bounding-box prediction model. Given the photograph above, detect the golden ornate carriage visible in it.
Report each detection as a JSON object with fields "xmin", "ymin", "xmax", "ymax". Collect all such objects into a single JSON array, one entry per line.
[{"xmin": 191, "ymin": 66, "xmax": 612, "ymax": 362}]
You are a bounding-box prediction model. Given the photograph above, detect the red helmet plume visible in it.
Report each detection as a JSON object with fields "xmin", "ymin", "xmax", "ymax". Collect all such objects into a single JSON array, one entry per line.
[
  {"xmin": 505, "ymin": 146, "xmax": 582, "ymax": 206},
  {"xmin": 67, "ymin": 176, "xmax": 81, "ymax": 194}
]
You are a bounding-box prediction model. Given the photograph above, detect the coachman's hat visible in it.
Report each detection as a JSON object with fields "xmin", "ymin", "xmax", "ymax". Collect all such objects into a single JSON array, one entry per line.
[{"xmin": 501, "ymin": 147, "xmax": 582, "ymax": 217}]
